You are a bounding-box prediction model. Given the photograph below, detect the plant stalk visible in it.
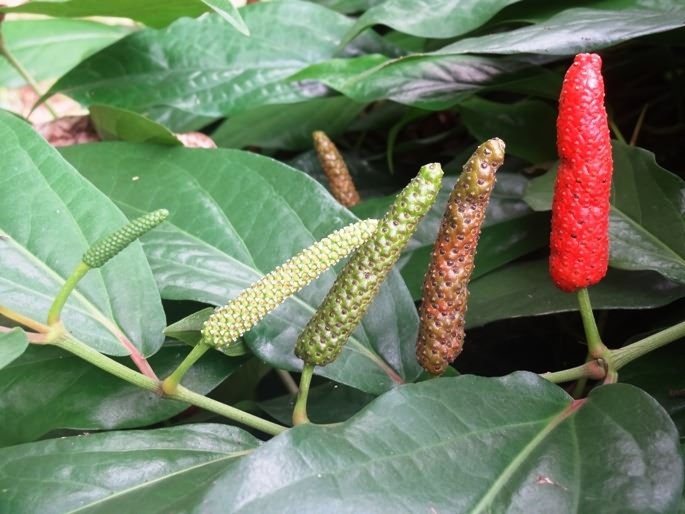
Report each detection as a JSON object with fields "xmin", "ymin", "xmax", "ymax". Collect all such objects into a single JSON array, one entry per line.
[
  {"xmin": 292, "ymin": 363, "xmax": 314, "ymax": 426},
  {"xmin": 47, "ymin": 262, "xmax": 91, "ymax": 325},
  {"xmin": 576, "ymin": 288, "xmax": 608, "ymax": 359},
  {"xmin": 0, "ymin": 37, "xmax": 58, "ymax": 119},
  {"xmin": 0, "ymin": 305, "xmax": 49, "ymax": 333},
  {"xmin": 172, "ymin": 385, "xmax": 286, "ymax": 437},
  {"xmin": 540, "ymin": 359, "xmax": 606, "ymax": 384},
  {"xmin": 162, "ymin": 340, "xmax": 210, "ymax": 395},
  {"xmin": 51, "ymin": 333, "xmax": 286, "ymax": 436},
  {"xmin": 612, "ymin": 320, "xmax": 685, "ymax": 370}
]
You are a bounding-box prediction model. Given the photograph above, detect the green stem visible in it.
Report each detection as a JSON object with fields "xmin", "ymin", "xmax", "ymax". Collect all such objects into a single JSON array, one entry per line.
[
  {"xmin": 292, "ymin": 363, "xmax": 314, "ymax": 426},
  {"xmin": 275, "ymin": 368, "xmax": 299, "ymax": 395},
  {"xmin": 576, "ymin": 288, "xmax": 608, "ymax": 359},
  {"xmin": 52, "ymin": 333, "xmax": 287, "ymax": 436},
  {"xmin": 540, "ymin": 358, "xmax": 606, "ymax": 384},
  {"xmin": 0, "ymin": 305, "xmax": 49, "ymax": 333},
  {"xmin": 0, "ymin": 38, "xmax": 58, "ymax": 119},
  {"xmin": 47, "ymin": 262, "xmax": 91, "ymax": 325},
  {"xmin": 571, "ymin": 353, "xmax": 591, "ymax": 398},
  {"xmin": 609, "ymin": 119, "xmax": 627, "ymax": 145},
  {"xmin": 612, "ymin": 320, "xmax": 685, "ymax": 370},
  {"xmin": 162, "ymin": 341, "xmax": 210, "ymax": 395},
  {"xmin": 53, "ymin": 334, "xmax": 159, "ymax": 392},
  {"xmin": 172, "ymin": 385, "xmax": 286, "ymax": 437}
]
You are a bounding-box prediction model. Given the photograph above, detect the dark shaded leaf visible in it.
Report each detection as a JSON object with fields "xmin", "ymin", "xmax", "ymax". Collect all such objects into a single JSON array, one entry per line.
[
  {"xmin": 524, "ymin": 142, "xmax": 685, "ymax": 284},
  {"xmin": 0, "ymin": 342, "xmax": 246, "ymax": 447},
  {"xmin": 211, "ymin": 96, "xmax": 366, "ymax": 150},
  {"xmin": 467, "ymin": 260, "xmax": 685, "ymax": 329},
  {"xmin": 0, "ymin": 424, "xmax": 260, "ymax": 514}
]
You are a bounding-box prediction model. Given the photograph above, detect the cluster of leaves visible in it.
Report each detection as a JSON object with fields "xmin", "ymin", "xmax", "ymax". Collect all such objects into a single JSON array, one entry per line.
[{"xmin": 1, "ymin": 0, "xmax": 684, "ymax": 512}]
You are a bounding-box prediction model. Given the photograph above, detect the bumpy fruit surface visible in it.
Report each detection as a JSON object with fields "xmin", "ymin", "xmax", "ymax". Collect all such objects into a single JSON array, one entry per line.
[
  {"xmin": 202, "ymin": 219, "xmax": 378, "ymax": 349},
  {"xmin": 313, "ymin": 130, "xmax": 361, "ymax": 207},
  {"xmin": 82, "ymin": 209, "xmax": 169, "ymax": 268},
  {"xmin": 416, "ymin": 139, "xmax": 505, "ymax": 375},
  {"xmin": 550, "ymin": 53, "xmax": 612, "ymax": 292},
  {"xmin": 295, "ymin": 163, "xmax": 443, "ymax": 367}
]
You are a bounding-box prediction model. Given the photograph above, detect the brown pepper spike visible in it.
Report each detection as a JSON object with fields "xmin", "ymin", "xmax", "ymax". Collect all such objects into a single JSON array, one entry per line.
[
  {"xmin": 313, "ymin": 130, "xmax": 361, "ymax": 207},
  {"xmin": 416, "ymin": 138, "xmax": 506, "ymax": 375}
]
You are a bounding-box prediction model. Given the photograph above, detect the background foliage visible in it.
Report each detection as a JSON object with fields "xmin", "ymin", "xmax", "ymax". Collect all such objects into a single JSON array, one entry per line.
[{"xmin": 1, "ymin": 0, "xmax": 684, "ymax": 512}]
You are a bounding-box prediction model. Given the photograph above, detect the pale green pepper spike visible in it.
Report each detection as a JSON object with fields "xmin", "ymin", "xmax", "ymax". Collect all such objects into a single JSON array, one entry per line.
[
  {"xmin": 202, "ymin": 219, "xmax": 379, "ymax": 350},
  {"xmin": 82, "ymin": 209, "xmax": 169, "ymax": 268},
  {"xmin": 295, "ymin": 163, "xmax": 443, "ymax": 367}
]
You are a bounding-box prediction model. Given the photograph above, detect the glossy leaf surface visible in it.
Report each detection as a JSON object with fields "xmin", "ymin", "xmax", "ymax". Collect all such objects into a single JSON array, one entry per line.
[{"xmin": 0, "ymin": 111, "xmax": 164, "ymax": 356}]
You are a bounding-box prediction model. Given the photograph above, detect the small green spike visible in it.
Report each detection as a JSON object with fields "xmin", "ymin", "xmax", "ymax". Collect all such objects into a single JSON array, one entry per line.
[{"xmin": 82, "ymin": 209, "xmax": 169, "ymax": 268}]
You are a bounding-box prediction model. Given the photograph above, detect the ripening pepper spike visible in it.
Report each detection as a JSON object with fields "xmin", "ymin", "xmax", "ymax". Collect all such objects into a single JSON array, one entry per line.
[
  {"xmin": 416, "ymin": 138, "xmax": 506, "ymax": 376},
  {"xmin": 313, "ymin": 130, "xmax": 361, "ymax": 207},
  {"xmin": 202, "ymin": 219, "xmax": 379, "ymax": 350},
  {"xmin": 82, "ymin": 209, "xmax": 169, "ymax": 268},
  {"xmin": 295, "ymin": 163, "xmax": 443, "ymax": 367},
  {"xmin": 550, "ymin": 53, "xmax": 613, "ymax": 292}
]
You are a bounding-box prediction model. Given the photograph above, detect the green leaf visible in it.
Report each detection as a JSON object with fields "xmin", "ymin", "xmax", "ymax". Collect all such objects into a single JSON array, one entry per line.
[
  {"xmin": 0, "ymin": 0, "xmax": 246, "ymax": 30},
  {"xmin": 200, "ymin": 0, "xmax": 250, "ymax": 35},
  {"xmin": 211, "ymin": 96, "xmax": 366, "ymax": 150},
  {"xmin": 0, "ymin": 343, "xmax": 246, "ymax": 447},
  {"xmin": 524, "ymin": 142, "xmax": 685, "ymax": 284},
  {"xmin": 77, "ymin": 374, "xmax": 680, "ymax": 513},
  {"xmin": 467, "ymin": 260, "xmax": 685, "ymax": 329},
  {"xmin": 458, "ymin": 97, "xmax": 558, "ymax": 163},
  {"xmin": 620, "ymin": 343, "xmax": 685, "ymax": 436},
  {"xmin": 340, "ymin": 0, "xmax": 523, "ymax": 44},
  {"xmin": 0, "ymin": 111, "xmax": 164, "ymax": 356},
  {"xmin": 61, "ymin": 142, "xmax": 422, "ymax": 394},
  {"xmin": 89, "ymin": 104, "xmax": 181, "ymax": 145},
  {"xmin": 0, "ymin": 19, "xmax": 130, "ymax": 88},
  {"xmin": 306, "ymin": 0, "xmax": 384, "ymax": 14},
  {"xmin": 47, "ymin": 2, "xmax": 354, "ymax": 129},
  {"xmin": 0, "ymin": 424, "xmax": 260, "ymax": 514},
  {"xmin": 294, "ymin": 52, "xmax": 552, "ymax": 109},
  {"xmin": 436, "ymin": 6, "xmax": 685, "ymax": 56},
  {"xmin": 0, "ymin": 328, "xmax": 28, "ymax": 369}
]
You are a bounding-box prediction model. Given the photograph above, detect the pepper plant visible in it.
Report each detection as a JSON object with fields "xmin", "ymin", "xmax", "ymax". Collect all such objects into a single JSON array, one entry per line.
[{"xmin": 1, "ymin": 1, "xmax": 685, "ymax": 513}]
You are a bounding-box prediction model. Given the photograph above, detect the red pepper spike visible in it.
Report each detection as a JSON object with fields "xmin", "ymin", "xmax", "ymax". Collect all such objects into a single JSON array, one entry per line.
[{"xmin": 550, "ymin": 53, "xmax": 613, "ymax": 292}]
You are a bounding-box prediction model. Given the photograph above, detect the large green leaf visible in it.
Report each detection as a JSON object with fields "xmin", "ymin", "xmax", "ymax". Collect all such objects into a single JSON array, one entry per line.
[
  {"xmin": 211, "ymin": 96, "xmax": 366, "ymax": 150},
  {"xmin": 621, "ymin": 343, "xmax": 685, "ymax": 436},
  {"xmin": 467, "ymin": 260, "xmax": 685, "ymax": 329},
  {"xmin": 61, "ymin": 142, "xmax": 422, "ymax": 394},
  {"xmin": 0, "ymin": 111, "xmax": 164, "ymax": 356},
  {"xmin": 436, "ymin": 5, "xmax": 685, "ymax": 56},
  {"xmin": 0, "ymin": 328, "xmax": 28, "ymax": 370},
  {"xmin": 0, "ymin": 19, "xmax": 130, "ymax": 88},
  {"xmin": 0, "ymin": 0, "xmax": 247, "ymax": 31},
  {"xmin": 46, "ymin": 2, "xmax": 354, "ymax": 130},
  {"xmin": 524, "ymin": 142, "xmax": 685, "ymax": 285},
  {"xmin": 0, "ymin": 342, "xmax": 245, "ymax": 447},
  {"xmin": 4, "ymin": 375, "xmax": 680, "ymax": 513},
  {"xmin": 291, "ymin": 53, "xmax": 542, "ymax": 110},
  {"xmin": 0, "ymin": 424, "xmax": 260, "ymax": 514},
  {"xmin": 458, "ymin": 97, "xmax": 558, "ymax": 163},
  {"xmin": 340, "ymin": 0, "xmax": 522, "ymax": 44}
]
